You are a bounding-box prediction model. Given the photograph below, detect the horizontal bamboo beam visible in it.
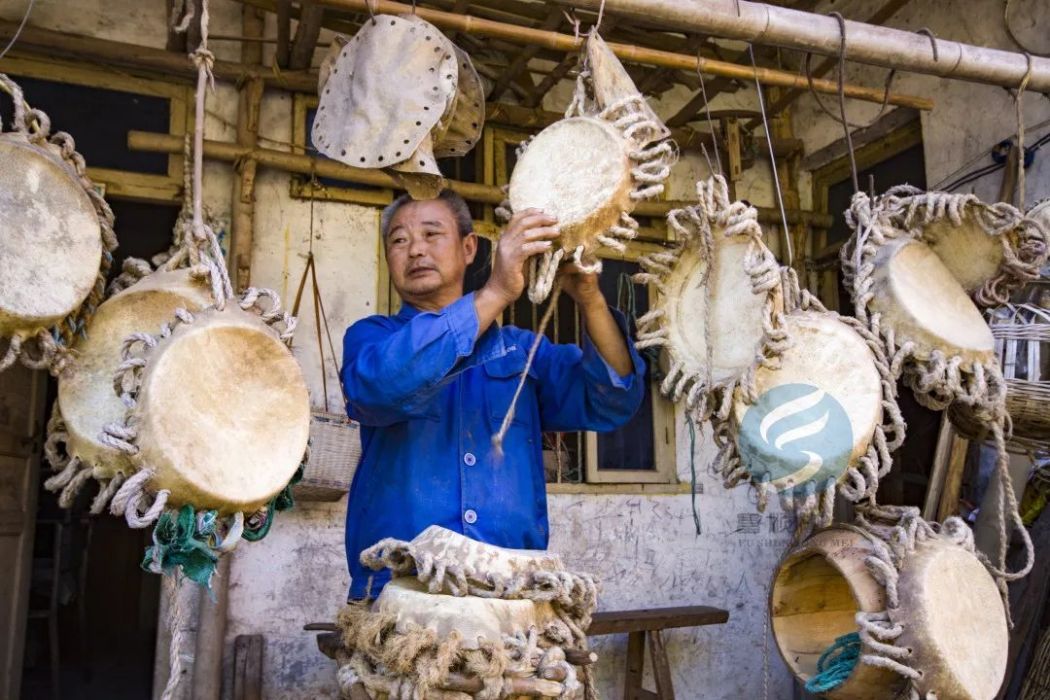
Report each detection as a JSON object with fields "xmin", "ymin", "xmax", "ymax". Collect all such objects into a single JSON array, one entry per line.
[
  {"xmin": 0, "ymin": 20, "xmax": 317, "ymax": 92},
  {"xmin": 302, "ymin": 0, "xmax": 932, "ymax": 111},
  {"xmin": 127, "ymin": 130, "xmax": 833, "ymax": 228},
  {"xmin": 564, "ymin": 0, "xmax": 1050, "ymax": 93}
]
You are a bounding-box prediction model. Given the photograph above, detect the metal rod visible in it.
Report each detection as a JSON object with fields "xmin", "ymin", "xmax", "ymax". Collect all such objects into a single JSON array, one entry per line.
[
  {"xmin": 303, "ymin": 0, "xmax": 932, "ymax": 110},
  {"xmin": 563, "ymin": 0, "xmax": 1050, "ymax": 93}
]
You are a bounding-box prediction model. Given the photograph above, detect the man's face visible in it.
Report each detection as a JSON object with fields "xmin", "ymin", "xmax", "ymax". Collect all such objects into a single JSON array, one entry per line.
[{"xmin": 385, "ymin": 199, "xmax": 477, "ymax": 304}]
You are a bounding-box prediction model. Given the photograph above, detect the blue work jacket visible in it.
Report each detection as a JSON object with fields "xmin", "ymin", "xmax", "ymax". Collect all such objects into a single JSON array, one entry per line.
[{"xmin": 340, "ymin": 292, "xmax": 646, "ymax": 598}]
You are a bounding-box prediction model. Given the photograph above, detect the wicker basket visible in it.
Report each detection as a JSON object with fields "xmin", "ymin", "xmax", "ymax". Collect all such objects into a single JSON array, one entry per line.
[
  {"xmin": 995, "ymin": 301, "xmax": 1050, "ymax": 449},
  {"xmin": 293, "ymin": 411, "xmax": 362, "ymax": 501}
]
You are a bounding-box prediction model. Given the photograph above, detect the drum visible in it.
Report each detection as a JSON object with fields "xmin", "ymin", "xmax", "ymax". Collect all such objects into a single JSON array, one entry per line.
[
  {"xmin": 55, "ymin": 270, "xmax": 213, "ymax": 482},
  {"xmin": 338, "ymin": 527, "xmax": 596, "ymax": 700},
  {"xmin": 506, "ymin": 32, "xmax": 675, "ymax": 302},
  {"xmin": 633, "ymin": 176, "xmax": 782, "ymax": 407},
  {"xmin": 510, "ymin": 116, "xmax": 634, "ymax": 259},
  {"xmin": 0, "ymin": 75, "xmax": 116, "ymax": 375},
  {"xmin": 130, "ymin": 304, "xmax": 309, "ymax": 513},
  {"xmin": 105, "ymin": 301, "xmax": 310, "ymax": 517},
  {"xmin": 728, "ymin": 312, "xmax": 884, "ymax": 504},
  {"xmin": 885, "ymin": 188, "xmax": 1048, "ymax": 306},
  {"xmin": 374, "ymin": 577, "xmax": 562, "ymax": 650},
  {"xmin": 867, "ymin": 237, "xmax": 995, "ymax": 368},
  {"xmin": 771, "ymin": 523, "xmax": 1008, "ymax": 700}
]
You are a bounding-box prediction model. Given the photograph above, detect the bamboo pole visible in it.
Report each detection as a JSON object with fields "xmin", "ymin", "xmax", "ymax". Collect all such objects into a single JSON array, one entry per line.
[
  {"xmin": 563, "ymin": 0, "xmax": 1050, "ymax": 93},
  {"xmin": 300, "ymin": 0, "xmax": 931, "ymax": 111},
  {"xmin": 127, "ymin": 130, "xmax": 835, "ymax": 228}
]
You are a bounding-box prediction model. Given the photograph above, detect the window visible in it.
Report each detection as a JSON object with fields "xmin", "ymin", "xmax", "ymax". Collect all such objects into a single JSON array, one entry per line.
[{"xmin": 0, "ymin": 55, "xmax": 189, "ymax": 202}]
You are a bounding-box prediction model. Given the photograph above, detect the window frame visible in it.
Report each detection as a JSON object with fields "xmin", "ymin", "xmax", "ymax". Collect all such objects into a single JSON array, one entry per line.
[{"xmin": 0, "ymin": 54, "xmax": 190, "ymax": 203}]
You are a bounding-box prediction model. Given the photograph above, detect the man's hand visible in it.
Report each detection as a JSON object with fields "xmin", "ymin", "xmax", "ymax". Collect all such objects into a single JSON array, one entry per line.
[
  {"xmin": 559, "ymin": 263, "xmax": 605, "ymax": 311},
  {"xmin": 474, "ymin": 209, "xmax": 559, "ymax": 336},
  {"xmin": 485, "ymin": 209, "xmax": 560, "ymax": 304}
]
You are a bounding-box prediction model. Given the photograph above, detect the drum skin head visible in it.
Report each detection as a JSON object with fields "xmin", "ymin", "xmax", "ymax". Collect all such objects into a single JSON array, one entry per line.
[
  {"xmin": 508, "ymin": 116, "xmax": 633, "ymax": 255},
  {"xmin": 0, "ymin": 136, "xmax": 102, "ymax": 335},
  {"xmin": 732, "ymin": 313, "xmax": 883, "ymax": 495},
  {"xmin": 134, "ymin": 305, "xmax": 310, "ymax": 513},
  {"xmin": 892, "ymin": 540, "xmax": 1008, "ymax": 700},
  {"xmin": 869, "ymin": 238, "xmax": 994, "ymax": 367},
  {"xmin": 375, "ymin": 577, "xmax": 561, "ymax": 650},
  {"xmin": 409, "ymin": 525, "xmax": 564, "ymax": 582},
  {"xmin": 662, "ymin": 235, "xmax": 770, "ymax": 385},
  {"xmin": 57, "ymin": 270, "xmax": 213, "ymax": 478}
]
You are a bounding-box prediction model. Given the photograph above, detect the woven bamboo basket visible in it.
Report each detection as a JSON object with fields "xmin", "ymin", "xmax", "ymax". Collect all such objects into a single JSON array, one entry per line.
[
  {"xmin": 994, "ymin": 298, "xmax": 1050, "ymax": 450},
  {"xmin": 293, "ymin": 411, "xmax": 362, "ymax": 501}
]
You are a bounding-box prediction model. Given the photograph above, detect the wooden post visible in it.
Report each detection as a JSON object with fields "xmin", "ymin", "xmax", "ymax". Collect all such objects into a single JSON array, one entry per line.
[
  {"xmin": 624, "ymin": 630, "xmax": 646, "ymax": 700},
  {"xmin": 232, "ymin": 77, "xmax": 265, "ymax": 292}
]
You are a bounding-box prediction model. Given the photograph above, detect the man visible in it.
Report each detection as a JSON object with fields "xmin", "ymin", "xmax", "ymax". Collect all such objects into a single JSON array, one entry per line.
[{"xmin": 340, "ymin": 189, "xmax": 645, "ymax": 598}]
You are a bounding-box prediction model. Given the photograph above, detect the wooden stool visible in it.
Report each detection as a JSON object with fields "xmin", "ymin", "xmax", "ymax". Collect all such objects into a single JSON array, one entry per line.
[{"xmin": 587, "ymin": 605, "xmax": 729, "ymax": 700}]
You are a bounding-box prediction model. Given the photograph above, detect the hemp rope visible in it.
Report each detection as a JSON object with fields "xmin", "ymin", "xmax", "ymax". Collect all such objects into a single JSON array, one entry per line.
[
  {"xmin": 337, "ymin": 537, "xmax": 598, "ymax": 700},
  {"xmin": 0, "ymin": 73, "xmax": 117, "ymax": 376},
  {"xmin": 839, "ymin": 188, "xmax": 1036, "ymax": 693},
  {"xmin": 493, "ymin": 283, "xmax": 562, "ymax": 454}
]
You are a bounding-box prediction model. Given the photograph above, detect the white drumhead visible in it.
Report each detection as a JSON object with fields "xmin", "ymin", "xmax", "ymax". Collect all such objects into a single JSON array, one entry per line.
[
  {"xmin": 0, "ymin": 137, "xmax": 102, "ymax": 334},
  {"xmin": 663, "ymin": 237, "xmax": 769, "ymax": 385},
  {"xmin": 894, "ymin": 540, "xmax": 1008, "ymax": 699},
  {"xmin": 57, "ymin": 270, "xmax": 213, "ymax": 478},
  {"xmin": 732, "ymin": 313, "xmax": 882, "ymax": 493},
  {"xmin": 134, "ymin": 305, "xmax": 310, "ymax": 513},
  {"xmin": 509, "ymin": 116, "xmax": 632, "ymax": 254},
  {"xmin": 375, "ymin": 578, "xmax": 561, "ymax": 650},
  {"xmin": 869, "ymin": 238, "xmax": 993, "ymax": 366}
]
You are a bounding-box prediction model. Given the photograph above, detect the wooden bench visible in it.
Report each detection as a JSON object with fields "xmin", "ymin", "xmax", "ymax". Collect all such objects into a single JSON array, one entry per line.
[
  {"xmin": 306, "ymin": 604, "xmax": 729, "ymax": 700},
  {"xmin": 587, "ymin": 605, "xmax": 730, "ymax": 700}
]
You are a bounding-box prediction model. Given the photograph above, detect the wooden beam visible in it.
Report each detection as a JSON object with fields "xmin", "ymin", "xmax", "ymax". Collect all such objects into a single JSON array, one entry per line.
[
  {"xmin": 746, "ymin": 0, "xmax": 915, "ymax": 129},
  {"xmin": 487, "ymin": 7, "xmax": 563, "ymax": 101},
  {"xmin": 666, "ymin": 75, "xmax": 736, "ymax": 127},
  {"xmin": 526, "ymin": 52, "xmax": 578, "ymax": 108},
  {"xmin": 0, "ymin": 20, "xmax": 317, "ymax": 92},
  {"xmin": 635, "ymin": 32, "xmax": 707, "ymax": 95},
  {"xmin": 304, "ymin": 0, "xmax": 933, "ymax": 110},
  {"xmin": 289, "ymin": 2, "xmax": 326, "ymax": 70},
  {"xmin": 588, "ymin": 606, "xmax": 729, "ymax": 635},
  {"xmin": 232, "ymin": 76, "xmax": 265, "ymax": 291},
  {"xmin": 127, "ymin": 130, "xmax": 835, "ymax": 228},
  {"xmin": 275, "ymin": 0, "xmax": 291, "ymax": 68}
]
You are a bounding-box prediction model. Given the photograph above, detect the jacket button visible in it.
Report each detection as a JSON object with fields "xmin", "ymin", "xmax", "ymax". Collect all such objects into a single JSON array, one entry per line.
[
  {"xmin": 463, "ymin": 509, "xmax": 478, "ymax": 524},
  {"xmin": 463, "ymin": 452, "xmax": 476, "ymax": 466}
]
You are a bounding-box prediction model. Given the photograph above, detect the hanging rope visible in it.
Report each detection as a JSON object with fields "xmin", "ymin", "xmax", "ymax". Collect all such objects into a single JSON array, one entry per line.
[
  {"xmin": 1014, "ymin": 52, "xmax": 1034, "ymax": 209},
  {"xmin": 493, "ymin": 283, "xmax": 562, "ymax": 453}
]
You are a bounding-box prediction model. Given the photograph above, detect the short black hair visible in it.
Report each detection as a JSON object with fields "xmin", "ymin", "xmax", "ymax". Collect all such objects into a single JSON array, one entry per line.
[{"xmin": 380, "ymin": 189, "xmax": 473, "ymax": 239}]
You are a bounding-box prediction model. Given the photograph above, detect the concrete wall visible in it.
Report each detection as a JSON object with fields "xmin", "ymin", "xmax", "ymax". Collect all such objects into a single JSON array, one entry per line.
[{"xmin": 0, "ymin": 1, "xmax": 863, "ymax": 698}]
